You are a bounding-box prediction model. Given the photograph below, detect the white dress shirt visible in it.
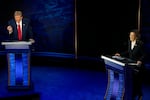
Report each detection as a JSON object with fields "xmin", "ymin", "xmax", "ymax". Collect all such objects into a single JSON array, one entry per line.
[
  {"xmin": 16, "ymin": 20, "xmax": 22, "ymax": 33},
  {"xmin": 131, "ymin": 40, "xmax": 136, "ymax": 50}
]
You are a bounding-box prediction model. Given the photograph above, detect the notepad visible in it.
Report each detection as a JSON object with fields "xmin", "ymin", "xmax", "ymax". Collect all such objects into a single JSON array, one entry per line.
[
  {"xmin": 128, "ymin": 63, "xmax": 138, "ymax": 66},
  {"xmin": 112, "ymin": 56, "xmax": 125, "ymax": 60}
]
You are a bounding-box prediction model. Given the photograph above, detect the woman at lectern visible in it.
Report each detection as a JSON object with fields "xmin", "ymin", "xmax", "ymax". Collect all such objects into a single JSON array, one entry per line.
[{"xmin": 115, "ymin": 29, "xmax": 145, "ymax": 100}]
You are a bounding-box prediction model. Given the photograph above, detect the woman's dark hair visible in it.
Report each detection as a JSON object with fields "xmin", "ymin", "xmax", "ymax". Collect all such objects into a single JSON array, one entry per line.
[{"xmin": 130, "ymin": 29, "xmax": 141, "ymax": 40}]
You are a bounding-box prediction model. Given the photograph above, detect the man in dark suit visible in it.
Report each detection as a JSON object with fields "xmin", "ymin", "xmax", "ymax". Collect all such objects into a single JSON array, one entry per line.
[
  {"xmin": 115, "ymin": 29, "xmax": 145, "ymax": 100},
  {"xmin": 7, "ymin": 11, "xmax": 35, "ymax": 43}
]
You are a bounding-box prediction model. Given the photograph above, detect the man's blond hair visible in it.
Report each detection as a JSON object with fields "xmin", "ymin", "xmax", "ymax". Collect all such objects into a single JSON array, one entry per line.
[{"xmin": 14, "ymin": 11, "xmax": 23, "ymax": 16}]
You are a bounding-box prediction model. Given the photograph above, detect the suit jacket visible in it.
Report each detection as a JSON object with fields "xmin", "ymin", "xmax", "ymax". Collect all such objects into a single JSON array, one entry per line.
[
  {"xmin": 8, "ymin": 18, "xmax": 33, "ymax": 41},
  {"xmin": 121, "ymin": 39, "xmax": 145, "ymax": 62}
]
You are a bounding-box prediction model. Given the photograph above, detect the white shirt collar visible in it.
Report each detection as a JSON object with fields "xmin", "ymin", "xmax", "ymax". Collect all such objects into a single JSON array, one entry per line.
[
  {"xmin": 131, "ymin": 40, "xmax": 136, "ymax": 43},
  {"xmin": 16, "ymin": 20, "xmax": 22, "ymax": 25},
  {"xmin": 131, "ymin": 40, "xmax": 136, "ymax": 50}
]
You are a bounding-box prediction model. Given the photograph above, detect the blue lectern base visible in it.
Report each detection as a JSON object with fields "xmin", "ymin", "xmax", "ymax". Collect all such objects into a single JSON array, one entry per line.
[
  {"xmin": 8, "ymin": 86, "xmax": 31, "ymax": 90},
  {"xmin": 7, "ymin": 83, "xmax": 34, "ymax": 91}
]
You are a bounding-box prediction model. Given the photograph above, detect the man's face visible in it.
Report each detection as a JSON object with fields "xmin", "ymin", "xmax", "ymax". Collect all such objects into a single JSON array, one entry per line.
[
  {"xmin": 129, "ymin": 32, "xmax": 136, "ymax": 41},
  {"xmin": 14, "ymin": 15, "xmax": 22, "ymax": 22}
]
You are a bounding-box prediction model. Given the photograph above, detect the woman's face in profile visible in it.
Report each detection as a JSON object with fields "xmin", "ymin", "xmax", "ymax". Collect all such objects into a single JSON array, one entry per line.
[{"xmin": 129, "ymin": 32, "xmax": 137, "ymax": 41}]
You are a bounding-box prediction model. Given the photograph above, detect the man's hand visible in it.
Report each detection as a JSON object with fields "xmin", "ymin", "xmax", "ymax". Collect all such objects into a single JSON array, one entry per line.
[
  {"xmin": 29, "ymin": 39, "xmax": 35, "ymax": 43},
  {"xmin": 7, "ymin": 26, "xmax": 13, "ymax": 34}
]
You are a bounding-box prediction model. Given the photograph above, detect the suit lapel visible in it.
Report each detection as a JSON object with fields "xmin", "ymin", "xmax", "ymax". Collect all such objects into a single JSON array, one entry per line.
[
  {"xmin": 129, "ymin": 41, "xmax": 132, "ymax": 51},
  {"xmin": 22, "ymin": 19, "xmax": 26, "ymax": 40},
  {"xmin": 13, "ymin": 20, "xmax": 18, "ymax": 39}
]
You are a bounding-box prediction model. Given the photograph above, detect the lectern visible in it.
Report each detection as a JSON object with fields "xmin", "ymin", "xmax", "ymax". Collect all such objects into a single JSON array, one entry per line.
[
  {"xmin": 1, "ymin": 41, "xmax": 32, "ymax": 89},
  {"xmin": 101, "ymin": 55, "xmax": 138, "ymax": 100}
]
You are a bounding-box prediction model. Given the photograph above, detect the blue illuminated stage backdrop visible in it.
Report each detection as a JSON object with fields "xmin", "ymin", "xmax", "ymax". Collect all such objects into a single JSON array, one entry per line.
[
  {"xmin": 23, "ymin": 0, "xmax": 75, "ymax": 53},
  {"xmin": 0, "ymin": 0, "xmax": 75, "ymax": 54}
]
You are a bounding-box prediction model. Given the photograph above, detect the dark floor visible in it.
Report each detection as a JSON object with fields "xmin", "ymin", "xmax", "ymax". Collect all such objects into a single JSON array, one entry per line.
[{"xmin": 0, "ymin": 55, "xmax": 150, "ymax": 100}]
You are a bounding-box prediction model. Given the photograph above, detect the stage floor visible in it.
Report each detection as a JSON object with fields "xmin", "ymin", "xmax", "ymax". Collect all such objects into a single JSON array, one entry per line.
[{"xmin": 0, "ymin": 65, "xmax": 150, "ymax": 100}]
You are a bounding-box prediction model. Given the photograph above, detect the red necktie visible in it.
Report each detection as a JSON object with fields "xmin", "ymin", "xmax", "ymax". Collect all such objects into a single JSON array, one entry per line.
[{"xmin": 17, "ymin": 23, "xmax": 22, "ymax": 40}]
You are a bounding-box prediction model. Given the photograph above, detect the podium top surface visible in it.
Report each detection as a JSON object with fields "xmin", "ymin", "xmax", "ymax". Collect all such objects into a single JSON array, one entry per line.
[
  {"xmin": 101, "ymin": 55, "xmax": 126, "ymax": 66},
  {"xmin": 1, "ymin": 41, "xmax": 32, "ymax": 45},
  {"xmin": 101, "ymin": 55, "xmax": 137, "ymax": 66}
]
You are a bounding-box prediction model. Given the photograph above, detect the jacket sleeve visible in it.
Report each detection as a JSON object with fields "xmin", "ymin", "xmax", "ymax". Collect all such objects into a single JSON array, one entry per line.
[
  {"xmin": 138, "ymin": 41, "xmax": 145, "ymax": 62},
  {"xmin": 7, "ymin": 20, "xmax": 14, "ymax": 40}
]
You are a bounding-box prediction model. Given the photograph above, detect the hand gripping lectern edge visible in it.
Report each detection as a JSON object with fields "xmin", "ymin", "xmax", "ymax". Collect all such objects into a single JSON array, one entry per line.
[{"xmin": 1, "ymin": 41, "xmax": 32, "ymax": 89}]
